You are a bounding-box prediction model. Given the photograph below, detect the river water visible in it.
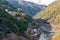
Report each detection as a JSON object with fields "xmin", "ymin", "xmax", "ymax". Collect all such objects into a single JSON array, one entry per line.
[
  {"xmin": 38, "ymin": 33, "xmax": 48, "ymax": 40},
  {"xmin": 38, "ymin": 32, "xmax": 55, "ymax": 40}
]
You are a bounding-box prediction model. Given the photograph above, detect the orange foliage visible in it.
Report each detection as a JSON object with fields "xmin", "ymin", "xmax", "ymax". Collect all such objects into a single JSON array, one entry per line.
[{"xmin": 52, "ymin": 36, "xmax": 60, "ymax": 40}]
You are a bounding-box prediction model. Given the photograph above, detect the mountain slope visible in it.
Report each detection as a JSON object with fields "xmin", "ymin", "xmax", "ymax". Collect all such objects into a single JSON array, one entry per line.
[
  {"xmin": 0, "ymin": 8, "xmax": 29, "ymax": 40},
  {"xmin": 7, "ymin": 0, "xmax": 46, "ymax": 16},
  {"xmin": 0, "ymin": 0, "xmax": 17, "ymax": 12},
  {"xmin": 0, "ymin": 2, "xmax": 41, "ymax": 40},
  {"xmin": 33, "ymin": 0, "xmax": 60, "ymax": 25},
  {"xmin": 0, "ymin": 8, "xmax": 25, "ymax": 34},
  {"xmin": 0, "ymin": 5, "xmax": 40, "ymax": 35}
]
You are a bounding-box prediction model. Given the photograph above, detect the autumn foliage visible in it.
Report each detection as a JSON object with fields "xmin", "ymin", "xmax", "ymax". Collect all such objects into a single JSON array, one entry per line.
[{"xmin": 52, "ymin": 33, "xmax": 60, "ymax": 40}]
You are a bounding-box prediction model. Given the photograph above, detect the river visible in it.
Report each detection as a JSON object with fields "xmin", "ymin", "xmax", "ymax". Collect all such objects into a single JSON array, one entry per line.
[
  {"xmin": 38, "ymin": 33, "xmax": 48, "ymax": 40},
  {"xmin": 38, "ymin": 32, "xmax": 55, "ymax": 40}
]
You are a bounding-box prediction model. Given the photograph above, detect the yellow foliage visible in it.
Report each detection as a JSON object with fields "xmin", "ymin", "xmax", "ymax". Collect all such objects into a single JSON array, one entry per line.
[
  {"xmin": 52, "ymin": 33, "xmax": 60, "ymax": 40},
  {"xmin": 33, "ymin": 0, "xmax": 60, "ymax": 25}
]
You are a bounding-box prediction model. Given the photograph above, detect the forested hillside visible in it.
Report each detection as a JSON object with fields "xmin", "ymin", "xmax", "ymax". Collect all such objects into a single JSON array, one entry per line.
[
  {"xmin": 0, "ymin": 0, "xmax": 41, "ymax": 40},
  {"xmin": 0, "ymin": 5, "xmax": 40, "ymax": 36},
  {"xmin": 0, "ymin": 8, "xmax": 26, "ymax": 35}
]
